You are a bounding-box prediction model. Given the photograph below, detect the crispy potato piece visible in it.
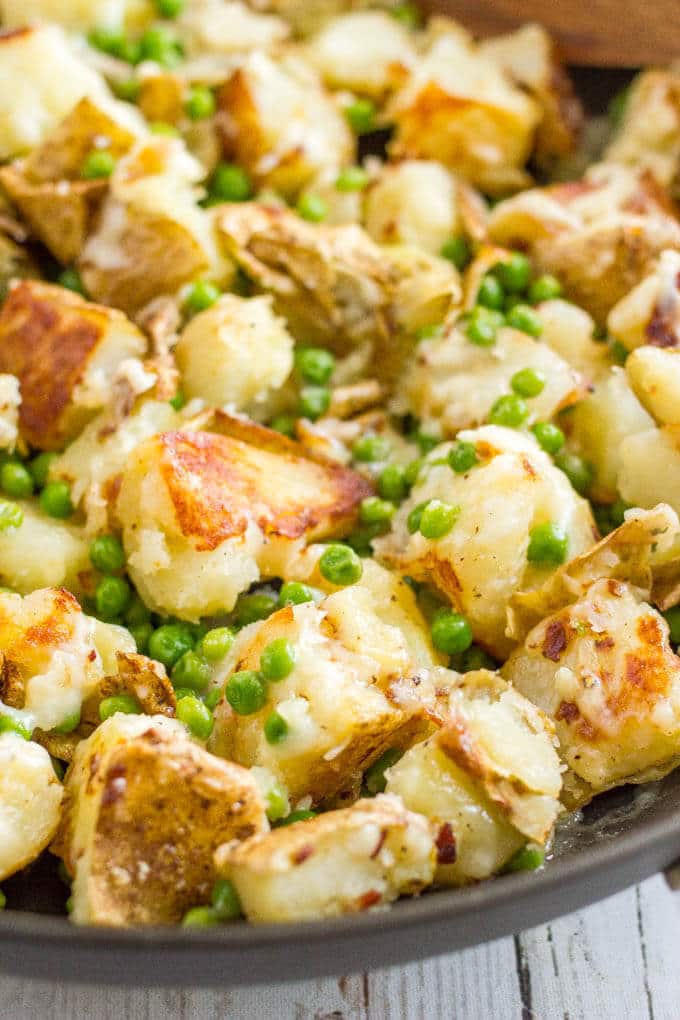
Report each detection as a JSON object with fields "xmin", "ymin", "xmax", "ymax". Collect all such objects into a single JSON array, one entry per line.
[
  {"xmin": 209, "ymin": 562, "xmax": 440, "ymax": 805},
  {"xmin": 502, "ymin": 578, "xmax": 680, "ymax": 799},
  {"xmin": 0, "ymin": 733, "xmax": 63, "ymax": 881},
  {"xmin": 174, "ymin": 293, "xmax": 294, "ymax": 414},
  {"xmin": 608, "ymin": 249, "xmax": 680, "ymax": 352},
  {"xmin": 0, "ymin": 503, "xmax": 91, "ymax": 595},
  {"xmin": 58, "ymin": 713, "xmax": 268, "ymax": 926},
  {"xmin": 0, "ymin": 281, "xmax": 147, "ymax": 450},
  {"xmin": 386, "ymin": 667, "xmax": 562, "ymax": 883},
  {"xmin": 489, "ymin": 164, "xmax": 680, "ymax": 322},
  {"xmin": 363, "ymin": 160, "xmax": 460, "ymax": 255},
  {"xmin": 117, "ymin": 424, "xmax": 371, "ymax": 619},
  {"xmin": 216, "ymin": 794, "xmax": 435, "ymax": 923},
  {"xmin": 396, "ymin": 317, "xmax": 584, "ymax": 437},
  {"xmin": 95, "ymin": 652, "xmax": 176, "ymax": 719},
  {"xmin": 305, "ymin": 10, "xmax": 415, "ymax": 98},
  {"xmin": 375, "ymin": 425, "xmax": 596, "ymax": 657},
  {"xmin": 386, "ymin": 20, "xmax": 540, "ymax": 195},
  {"xmin": 605, "ymin": 70, "xmax": 680, "ymax": 196},
  {"xmin": 179, "ymin": 0, "xmax": 289, "ymax": 56},
  {"xmin": 217, "ymin": 51, "xmax": 352, "ymax": 198}
]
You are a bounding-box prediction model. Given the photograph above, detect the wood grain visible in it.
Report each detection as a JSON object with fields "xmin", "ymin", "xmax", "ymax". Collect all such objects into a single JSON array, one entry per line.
[
  {"xmin": 0, "ymin": 875, "xmax": 678, "ymax": 1019},
  {"xmin": 422, "ymin": 0, "xmax": 680, "ymax": 66}
]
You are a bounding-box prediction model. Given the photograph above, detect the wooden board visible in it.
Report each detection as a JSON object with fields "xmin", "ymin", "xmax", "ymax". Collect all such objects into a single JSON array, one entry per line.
[{"xmin": 422, "ymin": 0, "xmax": 680, "ymax": 66}]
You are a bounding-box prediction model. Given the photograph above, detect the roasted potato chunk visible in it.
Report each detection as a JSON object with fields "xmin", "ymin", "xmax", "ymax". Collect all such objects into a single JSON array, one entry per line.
[
  {"xmin": 363, "ymin": 160, "xmax": 460, "ymax": 255},
  {"xmin": 0, "ymin": 281, "xmax": 147, "ymax": 450},
  {"xmin": 0, "ymin": 0, "xmax": 153, "ymax": 32},
  {"xmin": 608, "ymin": 249, "xmax": 680, "ymax": 352},
  {"xmin": 0, "ymin": 733, "xmax": 63, "ymax": 882},
  {"xmin": 59, "ymin": 713, "xmax": 268, "ymax": 926},
  {"xmin": 0, "ymin": 503, "xmax": 90, "ymax": 595},
  {"xmin": 503, "ymin": 578, "xmax": 680, "ymax": 800},
  {"xmin": 375, "ymin": 426, "xmax": 596, "ymax": 657},
  {"xmin": 605, "ymin": 70, "xmax": 680, "ymax": 196},
  {"xmin": 626, "ymin": 346, "xmax": 680, "ymax": 426},
  {"xmin": 117, "ymin": 424, "xmax": 371, "ymax": 619},
  {"xmin": 179, "ymin": 0, "xmax": 289, "ymax": 56},
  {"xmin": 386, "ymin": 667, "xmax": 562, "ymax": 884},
  {"xmin": 174, "ymin": 293, "xmax": 294, "ymax": 414},
  {"xmin": 216, "ymin": 794, "xmax": 435, "ymax": 923}
]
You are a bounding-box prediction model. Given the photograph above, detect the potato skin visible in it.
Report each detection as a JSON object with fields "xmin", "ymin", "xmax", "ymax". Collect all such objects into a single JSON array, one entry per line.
[{"xmin": 59, "ymin": 714, "xmax": 268, "ymax": 926}]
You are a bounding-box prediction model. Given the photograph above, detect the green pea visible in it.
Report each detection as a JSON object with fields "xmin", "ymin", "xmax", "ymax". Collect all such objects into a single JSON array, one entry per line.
[
  {"xmin": 99, "ymin": 694, "xmax": 140, "ymax": 722},
  {"xmin": 440, "ymin": 236, "xmax": 471, "ymax": 271},
  {"xmin": 378, "ymin": 464, "xmax": 408, "ymax": 503},
  {"xmin": 149, "ymin": 121, "xmax": 180, "ymax": 137},
  {"xmin": 89, "ymin": 534, "xmax": 125, "ymax": 573},
  {"xmin": 172, "ymin": 650, "xmax": 211, "ymax": 692},
  {"xmin": 461, "ymin": 644, "xmax": 496, "ymax": 671},
  {"xmin": 167, "ymin": 390, "xmax": 185, "ymax": 412},
  {"xmin": 555, "ymin": 452, "xmax": 593, "ymax": 495},
  {"xmin": 511, "ymin": 368, "xmax": 546, "ymax": 398},
  {"xmin": 344, "ymin": 98, "xmax": 377, "ymax": 134},
  {"xmin": 264, "ymin": 710, "xmax": 289, "ymax": 744},
  {"xmin": 415, "ymin": 431, "xmax": 440, "ymax": 455},
  {"xmin": 431, "ymin": 610, "xmax": 473, "ymax": 655},
  {"xmin": 88, "ymin": 27, "xmax": 125, "ymax": 56},
  {"xmin": 114, "ymin": 77, "xmax": 141, "ymax": 102},
  {"xmin": 0, "ymin": 462, "xmax": 32, "ymax": 499},
  {"xmin": 448, "ymin": 440, "xmax": 478, "ymax": 474},
  {"xmin": 211, "ymin": 878, "xmax": 242, "ymax": 921},
  {"xmin": 226, "ymin": 670, "xmax": 267, "ymax": 715},
  {"xmin": 608, "ymin": 86, "xmax": 630, "ymax": 128},
  {"xmin": 95, "ymin": 576, "xmax": 131, "ymax": 620},
  {"xmin": 0, "ymin": 714, "xmax": 31, "ymax": 740},
  {"xmin": 39, "ymin": 481, "xmax": 74, "ymax": 519},
  {"xmin": 360, "ymin": 497, "xmax": 395, "ymax": 526},
  {"xmin": 463, "ymin": 307, "xmax": 504, "ymax": 347},
  {"xmin": 139, "ymin": 26, "xmax": 183, "ymax": 68},
  {"xmin": 609, "ymin": 339, "xmax": 629, "ymax": 365},
  {"xmin": 477, "ymin": 274, "xmax": 505, "ymax": 310},
  {"xmin": 352, "ymin": 434, "xmax": 390, "ymax": 463},
  {"xmin": 155, "ymin": 0, "xmax": 185, "ymax": 18},
  {"xmin": 234, "ymin": 593, "xmax": 277, "ymax": 627},
  {"xmin": 527, "ymin": 522, "xmax": 568, "ymax": 566},
  {"xmin": 0, "ymin": 499, "xmax": 23, "ymax": 532},
  {"xmin": 176, "ymin": 693, "xmax": 214, "ymax": 740},
  {"xmin": 488, "ymin": 394, "xmax": 529, "ymax": 428},
  {"xmin": 204, "ymin": 686, "xmax": 222, "ymax": 711},
  {"xmin": 493, "ymin": 252, "xmax": 532, "ymax": 293},
  {"xmin": 270, "ymin": 414, "xmax": 296, "ymax": 437},
  {"xmin": 278, "ymin": 583, "xmax": 315, "ymax": 609},
  {"xmin": 53, "ymin": 708, "xmax": 80, "ymax": 736},
  {"xmin": 528, "ymin": 274, "xmax": 562, "ymax": 304},
  {"xmin": 57, "ymin": 268, "xmax": 86, "ymax": 296},
  {"xmin": 531, "ymin": 422, "xmax": 565, "ymax": 455},
  {"xmin": 81, "ymin": 150, "xmax": 116, "ymax": 180},
  {"xmin": 199, "ymin": 627, "xmax": 235, "ymax": 662},
  {"xmin": 183, "ymin": 280, "xmax": 221, "ymax": 315},
  {"xmin": 506, "ymin": 304, "xmax": 543, "ymax": 337},
  {"xmin": 125, "ymin": 595, "xmax": 150, "ymax": 626},
  {"xmin": 318, "ymin": 544, "xmax": 362, "ymax": 586},
  {"xmin": 295, "ymin": 347, "xmax": 335, "ymax": 385},
  {"xmin": 265, "ymin": 783, "xmax": 288, "ymax": 823},
  {"xmin": 406, "ymin": 500, "xmax": 428, "ymax": 535},
  {"xmin": 260, "ymin": 638, "xmax": 296, "ymax": 681},
  {"xmin": 415, "ymin": 323, "xmax": 444, "ymax": 343},
  {"xmin": 0, "ymin": 890, "xmax": 5, "ymax": 909},
  {"xmin": 364, "ymin": 747, "xmax": 403, "ymax": 795},
  {"xmin": 28, "ymin": 452, "xmax": 56, "ymax": 488},
  {"xmin": 610, "ymin": 498, "xmax": 631, "ymax": 527},
  {"xmin": 504, "ymin": 845, "xmax": 545, "ymax": 873},
  {"xmin": 209, "ymin": 162, "xmax": 252, "ymax": 203},
  {"xmin": 148, "ymin": 623, "xmax": 195, "ymax": 669},
  {"xmin": 182, "ymin": 906, "xmax": 219, "ymax": 927},
  {"xmin": 130, "ymin": 622, "xmax": 153, "ymax": 653},
  {"xmin": 299, "ymin": 385, "xmax": 330, "ymax": 421},
  {"xmin": 418, "ymin": 500, "xmax": 460, "ymax": 540},
  {"xmin": 389, "ymin": 2, "xmax": 421, "ymax": 27},
  {"xmin": 404, "ymin": 458, "xmax": 424, "ymax": 487},
  {"xmin": 297, "ymin": 194, "xmax": 328, "ymax": 223},
  {"xmin": 335, "ymin": 166, "xmax": 369, "ymax": 192},
  {"xmin": 663, "ymin": 606, "xmax": 680, "ymax": 645},
  {"xmin": 275, "ymin": 809, "xmax": 317, "ymax": 826}
]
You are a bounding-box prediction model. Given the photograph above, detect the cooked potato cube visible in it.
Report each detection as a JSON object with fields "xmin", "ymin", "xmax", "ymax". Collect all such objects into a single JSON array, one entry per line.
[
  {"xmin": 386, "ymin": 22, "xmax": 540, "ymax": 194},
  {"xmin": 217, "ymin": 51, "xmax": 352, "ymax": 198},
  {"xmin": 375, "ymin": 425, "xmax": 596, "ymax": 657},
  {"xmin": 535, "ymin": 299, "xmax": 610, "ymax": 381},
  {"xmin": 209, "ymin": 562, "xmax": 439, "ymax": 804},
  {"xmin": 625, "ymin": 346, "xmax": 680, "ymax": 426},
  {"xmin": 179, "ymin": 0, "xmax": 289, "ymax": 56},
  {"xmin": 59, "ymin": 713, "xmax": 268, "ymax": 926},
  {"xmin": 619, "ymin": 427, "xmax": 680, "ymax": 517},
  {"xmin": 0, "ymin": 281, "xmax": 147, "ymax": 450},
  {"xmin": 503, "ymin": 578, "xmax": 680, "ymax": 798},
  {"xmin": 0, "ymin": 0, "xmax": 153, "ymax": 32},
  {"xmin": 607, "ymin": 249, "xmax": 680, "ymax": 352},
  {"xmin": 175, "ymin": 294, "xmax": 293, "ymax": 414},
  {"xmin": 306, "ymin": 11, "xmax": 415, "ymax": 98},
  {"xmin": 0, "ymin": 374, "xmax": 20, "ymax": 452},
  {"xmin": 363, "ymin": 161, "xmax": 460, "ymax": 255},
  {"xmin": 117, "ymin": 424, "xmax": 371, "ymax": 619},
  {"xmin": 0, "ymin": 503, "xmax": 90, "ymax": 595},
  {"xmin": 0, "ymin": 733, "xmax": 63, "ymax": 882},
  {"xmin": 605, "ymin": 70, "xmax": 680, "ymax": 194},
  {"xmin": 386, "ymin": 667, "xmax": 562, "ymax": 883},
  {"xmin": 216, "ymin": 794, "xmax": 435, "ymax": 922}
]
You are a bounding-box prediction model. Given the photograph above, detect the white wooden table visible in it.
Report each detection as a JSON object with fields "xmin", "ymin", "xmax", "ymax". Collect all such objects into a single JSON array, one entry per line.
[{"xmin": 1, "ymin": 874, "xmax": 677, "ymax": 1019}]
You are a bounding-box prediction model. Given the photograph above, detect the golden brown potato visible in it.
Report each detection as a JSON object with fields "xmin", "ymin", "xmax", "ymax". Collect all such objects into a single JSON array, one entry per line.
[
  {"xmin": 93, "ymin": 652, "xmax": 176, "ymax": 720},
  {"xmin": 0, "ymin": 230, "xmax": 40, "ymax": 303},
  {"xmin": 59, "ymin": 713, "xmax": 268, "ymax": 926},
  {"xmin": 363, "ymin": 161, "xmax": 460, "ymax": 255},
  {"xmin": 216, "ymin": 794, "xmax": 436, "ymax": 923},
  {"xmin": 386, "ymin": 20, "xmax": 540, "ymax": 195},
  {"xmin": 503, "ymin": 578, "xmax": 680, "ymax": 801},
  {"xmin": 0, "ymin": 281, "xmax": 147, "ymax": 450},
  {"xmin": 605, "ymin": 70, "xmax": 680, "ymax": 196},
  {"xmin": 117, "ymin": 422, "xmax": 371, "ymax": 619},
  {"xmin": 607, "ymin": 249, "xmax": 680, "ymax": 352},
  {"xmin": 0, "ymin": 733, "xmax": 64, "ymax": 882},
  {"xmin": 375, "ymin": 425, "xmax": 596, "ymax": 657}
]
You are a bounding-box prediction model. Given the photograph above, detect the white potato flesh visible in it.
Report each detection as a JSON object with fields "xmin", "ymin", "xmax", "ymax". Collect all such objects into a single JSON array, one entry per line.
[
  {"xmin": 626, "ymin": 346, "xmax": 680, "ymax": 426},
  {"xmin": 536, "ymin": 299, "xmax": 610, "ymax": 381},
  {"xmin": 0, "ymin": 734, "xmax": 63, "ymax": 881},
  {"xmin": 0, "ymin": 0, "xmax": 152, "ymax": 31},
  {"xmin": 306, "ymin": 11, "xmax": 415, "ymax": 97},
  {"xmin": 0, "ymin": 374, "xmax": 20, "ymax": 451},
  {"xmin": 619, "ymin": 427, "xmax": 680, "ymax": 515},
  {"xmin": 363, "ymin": 161, "xmax": 459, "ymax": 254},
  {"xmin": 607, "ymin": 250, "xmax": 680, "ymax": 351},
  {"xmin": 175, "ymin": 294, "xmax": 294, "ymax": 413},
  {"xmin": 605, "ymin": 70, "xmax": 680, "ymax": 190},
  {"xmin": 0, "ymin": 504, "xmax": 90, "ymax": 596},
  {"xmin": 179, "ymin": 0, "xmax": 289, "ymax": 56},
  {"xmin": 216, "ymin": 794, "xmax": 436, "ymax": 922}
]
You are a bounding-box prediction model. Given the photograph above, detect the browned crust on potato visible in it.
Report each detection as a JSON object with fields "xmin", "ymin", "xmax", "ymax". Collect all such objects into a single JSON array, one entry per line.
[
  {"xmin": 0, "ymin": 588, "xmax": 82, "ymax": 694},
  {"xmin": 98, "ymin": 652, "xmax": 176, "ymax": 718}
]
